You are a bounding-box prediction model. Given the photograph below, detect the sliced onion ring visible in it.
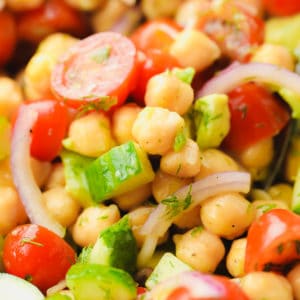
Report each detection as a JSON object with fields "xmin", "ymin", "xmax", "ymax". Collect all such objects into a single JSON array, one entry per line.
[
  {"xmin": 137, "ymin": 171, "xmax": 251, "ymax": 267},
  {"xmin": 10, "ymin": 105, "xmax": 65, "ymax": 237},
  {"xmin": 198, "ymin": 62, "xmax": 300, "ymax": 99}
]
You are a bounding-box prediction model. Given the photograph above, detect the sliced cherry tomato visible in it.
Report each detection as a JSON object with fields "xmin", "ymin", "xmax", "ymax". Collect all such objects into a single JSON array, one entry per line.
[
  {"xmin": 0, "ymin": 11, "xmax": 17, "ymax": 66},
  {"xmin": 14, "ymin": 100, "xmax": 69, "ymax": 161},
  {"xmin": 51, "ymin": 32, "xmax": 138, "ymax": 109},
  {"xmin": 245, "ymin": 209, "xmax": 300, "ymax": 273},
  {"xmin": 130, "ymin": 18, "xmax": 181, "ymax": 53},
  {"xmin": 17, "ymin": 0, "xmax": 88, "ymax": 44},
  {"xmin": 195, "ymin": 1, "xmax": 264, "ymax": 61},
  {"xmin": 3, "ymin": 224, "xmax": 76, "ymax": 293},
  {"xmin": 262, "ymin": 0, "xmax": 300, "ymax": 16},
  {"xmin": 222, "ymin": 83, "xmax": 290, "ymax": 152},
  {"xmin": 137, "ymin": 286, "xmax": 147, "ymax": 295}
]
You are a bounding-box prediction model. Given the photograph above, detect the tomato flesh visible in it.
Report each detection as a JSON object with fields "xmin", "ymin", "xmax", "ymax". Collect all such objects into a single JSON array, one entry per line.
[
  {"xmin": 262, "ymin": 0, "xmax": 300, "ymax": 16},
  {"xmin": 3, "ymin": 224, "xmax": 76, "ymax": 293}
]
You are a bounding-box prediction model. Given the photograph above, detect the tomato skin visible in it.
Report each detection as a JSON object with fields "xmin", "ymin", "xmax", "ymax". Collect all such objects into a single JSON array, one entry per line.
[
  {"xmin": 262, "ymin": 0, "xmax": 300, "ymax": 16},
  {"xmin": 222, "ymin": 83, "xmax": 290, "ymax": 152},
  {"xmin": 17, "ymin": 0, "xmax": 88, "ymax": 44},
  {"xmin": 3, "ymin": 224, "xmax": 76, "ymax": 293},
  {"xmin": 51, "ymin": 32, "xmax": 138, "ymax": 109},
  {"xmin": 14, "ymin": 100, "xmax": 69, "ymax": 161},
  {"xmin": 245, "ymin": 209, "xmax": 300, "ymax": 273},
  {"xmin": 0, "ymin": 11, "xmax": 17, "ymax": 66}
]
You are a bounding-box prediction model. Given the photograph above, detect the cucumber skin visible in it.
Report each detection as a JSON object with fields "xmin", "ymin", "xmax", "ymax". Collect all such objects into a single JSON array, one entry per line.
[
  {"xmin": 45, "ymin": 294, "xmax": 71, "ymax": 300},
  {"xmin": 66, "ymin": 263, "xmax": 137, "ymax": 300}
]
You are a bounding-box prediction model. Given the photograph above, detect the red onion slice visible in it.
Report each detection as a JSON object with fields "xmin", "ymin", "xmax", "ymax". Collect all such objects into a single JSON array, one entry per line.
[
  {"xmin": 137, "ymin": 171, "xmax": 251, "ymax": 266},
  {"xmin": 10, "ymin": 105, "xmax": 65, "ymax": 237},
  {"xmin": 198, "ymin": 62, "xmax": 300, "ymax": 98}
]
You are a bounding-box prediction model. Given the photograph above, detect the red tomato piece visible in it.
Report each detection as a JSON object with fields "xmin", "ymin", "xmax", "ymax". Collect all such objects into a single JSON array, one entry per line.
[
  {"xmin": 222, "ymin": 83, "xmax": 290, "ymax": 152},
  {"xmin": 0, "ymin": 11, "xmax": 17, "ymax": 66},
  {"xmin": 245, "ymin": 209, "xmax": 300, "ymax": 273},
  {"xmin": 262, "ymin": 0, "xmax": 300, "ymax": 16},
  {"xmin": 195, "ymin": 2, "xmax": 264, "ymax": 61},
  {"xmin": 17, "ymin": 0, "xmax": 88, "ymax": 44},
  {"xmin": 14, "ymin": 100, "xmax": 69, "ymax": 161},
  {"xmin": 51, "ymin": 32, "xmax": 138, "ymax": 109},
  {"xmin": 130, "ymin": 18, "xmax": 181, "ymax": 53},
  {"xmin": 3, "ymin": 224, "xmax": 76, "ymax": 293}
]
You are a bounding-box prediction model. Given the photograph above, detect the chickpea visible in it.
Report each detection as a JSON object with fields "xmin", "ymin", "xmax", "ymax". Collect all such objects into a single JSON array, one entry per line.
[
  {"xmin": 173, "ymin": 227, "xmax": 225, "ymax": 273},
  {"xmin": 6, "ymin": 0, "xmax": 45, "ymax": 11},
  {"xmin": 200, "ymin": 192, "xmax": 255, "ymax": 240},
  {"xmin": 0, "ymin": 158, "xmax": 13, "ymax": 187},
  {"xmin": 160, "ymin": 139, "xmax": 202, "ymax": 178},
  {"xmin": 226, "ymin": 238, "xmax": 247, "ymax": 278},
  {"xmin": 251, "ymin": 43, "xmax": 294, "ymax": 71},
  {"xmin": 249, "ymin": 188, "xmax": 271, "ymax": 201},
  {"xmin": 128, "ymin": 206, "xmax": 168, "ymax": 248},
  {"xmin": 65, "ymin": 0, "xmax": 105, "ymax": 11},
  {"xmin": 145, "ymin": 71, "xmax": 194, "ymax": 115},
  {"xmin": 152, "ymin": 169, "xmax": 193, "ymax": 203},
  {"xmin": 240, "ymin": 272, "xmax": 293, "ymax": 300},
  {"xmin": 0, "ymin": 76, "xmax": 23, "ymax": 120},
  {"xmin": 65, "ymin": 112, "xmax": 116, "ymax": 157},
  {"xmin": 42, "ymin": 187, "xmax": 81, "ymax": 227},
  {"xmin": 112, "ymin": 103, "xmax": 142, "ymax": 144},
  {"xmin": 0, "ymin": 186, "xmax": 28, "ymax": 235},
  {"xmin": 30, "ymin": 158, "xmax": 52, "ymax": 188},
  {"xmin": 132, "ymin": 107, "xmax": 185, "ymax": 155},
  {"xmin": 173, "ymin": 204, "xmax": 202, "ymax": 229},
  {"xmin": 195, "ymin": 149, "xmax": 240, "ymax": 181},
  {"xmin": 252, "ymin": 199, "xmax": 289, "ymax": 219},
  {"xmin": 267, "ymin": 183, "xmax": 293, "ymax": 208},
  {"xmin": 141, "ymin": 0, "xmax": 182, "ymax": 19},
  {"xmin": 113, "ymin": 183, "xmax": 152, "ymax": 211},
  {"xmin": 71, "ymin": 204, "xmax": 120, "ymax": 247},
  {"xmin": 45, "ymin": 163, "xmax": 65, "ymax": 190},
  {"xmin": 287, "ymin": 263, "xmax": 300, "ymax": 300},
  {"xmin": 170, "ymin": 29, "xmax": 221, "ymax": 72}
]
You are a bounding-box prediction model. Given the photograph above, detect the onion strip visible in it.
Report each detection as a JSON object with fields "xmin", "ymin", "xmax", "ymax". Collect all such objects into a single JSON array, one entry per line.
[
  {"xmin": 137, "ymin": 171, "xmax": 251, "ymax": 267},
  {"xmin": 10, "ymin": 106, "xmax": 65, "ymax": 237}
]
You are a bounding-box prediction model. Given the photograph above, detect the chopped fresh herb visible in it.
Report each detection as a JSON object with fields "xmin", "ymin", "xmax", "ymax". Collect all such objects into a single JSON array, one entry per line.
[
  {"xmin": 91, "ymin": 46, "xmax": 111, "ymax": 64},
  {"xmin": 173, "ymin": 130, "xmax": 187, "ymax": 152},
  {"xmin": 256, "ymin": 203, "xmax": 277, "ymax": 213},
  {"xmin": 77, "ymin": 96, "xmax": 118, "ymax": 116},
  {"xmin": 171, "ymin": 67, "xmax": 195, "ymax": 84},
  {"xmin": 20, "ymin": 238, "xmax": 44, "ymax": 247},
  {"xmin": 238, "ymin": 103, "xmax": 248, "ymax": 119},
  {"xmin": 24, "ymin": 274, "xmax": 33, "ymax": 282},
  {"xmin": 277, "ymin": 243, "xmax": 284, "ymax": 254},
  {"xmin": 295, "ymin": 240, "xmax": 300, "ymax": 255},
  {"xmin": 191, "ymin": 226, "xmax": 203, "ymax": 236}
]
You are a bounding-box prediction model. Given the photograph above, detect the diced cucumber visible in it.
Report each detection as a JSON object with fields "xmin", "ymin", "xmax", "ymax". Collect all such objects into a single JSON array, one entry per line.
[
  {"xmin": 0, "ymin": 116, "xmax": 11, "ymax": 160},
  {"xmin": 145, "ymin": 252, "xmax": 193, "ymax": 290},
  {"xmin": 45, "ymin": 293, "xmax": 72, "ymax": 300},
  {"xmin": 60, "ymin": 150, "xmax": 94, "ymax": 207},
  {"xmin": 85, "ymin": 141, "xmax": 154, "ymax": 202},
  {"xmin": 66, "ymin": 263, "xmax": 137, "ymax": 300},
  {"xmin": 0, "ymin": 273, "xmax": 44, "ymax": 300},
  {"xmin": 88, "ymin": 216, "xmax": 137, "ymax": 274}
]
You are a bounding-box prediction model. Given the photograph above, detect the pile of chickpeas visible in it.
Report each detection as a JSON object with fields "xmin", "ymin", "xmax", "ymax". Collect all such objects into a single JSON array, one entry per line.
[{"xmin": 1, "ymin": 0, "xmax": 300, "ymax": 299}]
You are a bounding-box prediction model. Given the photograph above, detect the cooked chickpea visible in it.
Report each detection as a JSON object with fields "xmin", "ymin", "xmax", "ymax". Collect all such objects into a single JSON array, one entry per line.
[
  {"xmin": 141, "ymin": 0, "xmax": 182, "ymax": 19},
  {"xmin": 267, "ymin": 183, "xmax": 293, "ymax": 208},
  {"xmin": 0, "ymin": 186, "xmax": 28, "ymax": 235},
  {"xmin": 252, "ymin": 199, "xmax": 289, "ymax": 219},
  {"xmin": 173, "ymin": 205, "xmax": 202, "ymax": 229},
  {"xmin": 45, "ymin": 163, "xmax": 65, "ymax": 190},
  {"xmin": 200, "ymin": 192, "xmax": 255, "ymax": 240},
  {"xmin": 240, "ymin": 272, "xmax": 293, "ymax": 300},
  {"xmin": 287, "ymin": 263, "xmax": 300, "ymax": 300},
  {"xmin": 113, "ymin": 183, "xmax": 152, "ymax": 211},
  {"xmin": 0, "ymin": 158, "xmax": 13, "ymax": 187},
  {"xmin": 0, "ymin": 76, "xmax": 23, "ymax": 119},
  {"xmin": 65, "ymin": 0, "xmax": 105, "ymax": 11},
  {"xmin": 195, "ymin": 149, "xmax": 240, "ymax": 181},
  {"xmin": 128, "ymin": 206, "xmax": 168, "ymax": 248},
  {"xmin": 145, "ymin": 72, "xmax": 194, "ymax": 115},
  {"xmin": 6, "ymin": 0, "xmax": 45, "ymax": 11},
  {"xmin": 170, "ymin": 29, "xmax": 221, "ymax": 72},
  {"xmin": 65, "ymin": 112, "xmax": 116, "ymax": 157},
  {"xmin": 226, "ymin": 238, "xmax": 247, "ymax": 278},
  {"xmin": 132, "ymin": 107, "xmax": 185, "ymax": 155},
  {"xmin": 112, "ymin": 103, "xmax": 142, "ymax": 144},
  {"xmin": 152, "ymin": 169, "xmax": 193, "ymax": 203},
  {"xmin": 71, "ymin": 204, "xmax": 120, "ymax": 247},
  {"xmin": 250, "ymin": 188, "xmax": 271, "ymax": 201},
  {"xmin": 42, "ymin": 187, "xmax": 81, "ymax": 227},
  {"xmin": 251, "ymin": 43, "xmax": 295, "ymax": 71},
  {"xmin": 173, "ymin": 227, "xmax": 225, "ymax": 273},
  {"xmin": 160, "ymin": 139, "xmax": 202, "ymax": 178},
  {"xmin": 30, "ymin": 158, "xmax": 52, "ymax": 188}
]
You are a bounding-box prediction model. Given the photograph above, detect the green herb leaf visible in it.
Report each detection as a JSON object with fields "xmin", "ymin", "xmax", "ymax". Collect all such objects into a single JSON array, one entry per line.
[
  {"xmin": 173, "ymin": 130, "xmax": 187, "ymax": 152},
  {"xmin": 91, "ymin": 46, "xmax": 111, "ymax": 64},
  {"xmin": 171, "ymin": 67, "xmax": 195, "ymax": 84},
  {"xmin": 20, "ymin": 237, "xmax": 44, "ymax": 247}
]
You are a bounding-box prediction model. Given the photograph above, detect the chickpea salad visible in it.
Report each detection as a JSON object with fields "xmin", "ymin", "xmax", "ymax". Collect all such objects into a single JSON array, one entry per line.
[{"xmin": 2, "ymin": 0, "xmax": 300, "ymax": 299}]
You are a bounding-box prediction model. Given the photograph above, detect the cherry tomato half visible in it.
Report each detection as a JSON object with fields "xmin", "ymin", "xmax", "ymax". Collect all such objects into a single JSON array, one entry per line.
[
  {"xmin": 3, "ymin": 224, "xmax": 76, "ymax": 293},
  {"xmin": 14, "ymin": 100, "xmax": 70, "ymax": 161},
  {"xmin": 262, "ymin": 0, "xmax": 300, "ymax": 16},
  {"xmin": 51, "ymin": 32, "xmax": 138, "ymax": 109},
  {"xmin": 222, "ymin": 83, "xmax": 290, "ymax": 152}
]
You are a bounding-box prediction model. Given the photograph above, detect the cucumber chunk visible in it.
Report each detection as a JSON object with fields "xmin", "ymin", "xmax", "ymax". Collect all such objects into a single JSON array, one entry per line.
[
  {"xmin": 45, "ymin": 294, "xmax": 72, "ymax": 300},
  {"xmin": 0, "ymin": 273, "xmax": 44, "ymax": 300},
  {"xmin": 66, "ymin": 263, "xmax": 137, "ymax": 300}
]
